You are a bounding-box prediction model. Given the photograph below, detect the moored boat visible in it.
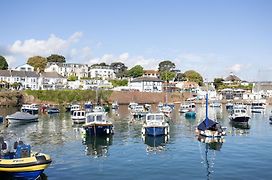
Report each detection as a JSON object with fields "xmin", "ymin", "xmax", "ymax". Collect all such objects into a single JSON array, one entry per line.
[
  {"xmin": 195, "ymin": 92, "xmax": 226, "ymax": 138},
  {"xmin": 142, "ymin": 113, "xmax": 170, "ymax": 136},
  {"xmin": 179, "ymin": 103, "xmax": 196, "ymax": 113},
  {"xmin": 5, "ymin": 112, "xmax": 38, "ymax": 124},
  {"xmin": 47, "ymin": 107, "xmax": 60, "ymax": 114},
  {"xmin": 0, "ymin": 139, "xmax": 52, "ymax": 179},
  {"xmin": 229, "ymin": 108, "xmax": 250, "ymax": 123},
  {"xmin": 21, "ymin": 104, "xmax": 39, "ymax": 115},
  {"xmin": 70, "ymin": 104, "xmax": 81, "ymax": 115},
  {"xmin": 82, "ymin": 112, "xmax": 114, "ymax": 136},
  {"xmin": 71, "ymin": 110, "xmax": 86, "ymax": 123},
  {"xmin": 131, "ymin": 105, "xmax": 148, "ymax": 119},
  {"xmin": 84, "ymin": 102, "xmax": 93, "ymax": 112},
  {"xmin": 185, "ymin": 110, "xmax": 196, "ymax": 119},
  {"xmin": 250, "ymin": 102, "xmax": 265, "ymax": 113}
]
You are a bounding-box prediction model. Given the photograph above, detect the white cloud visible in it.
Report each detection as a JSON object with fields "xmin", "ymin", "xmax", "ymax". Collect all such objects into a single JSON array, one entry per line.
[
  {"xmin": 9, "ymin": 32, "xmax": 83, "ymax": 58},
  {"xmin": 118, "ymin": 53, "xmax": 129, "ymax": 62},
  {"xmin": 4, "ymin": 55, "xmax": 17, "ymax": 66},
  {"xmin": 228, "ymin": 64, "xmax": 242, "ymax": 72}
]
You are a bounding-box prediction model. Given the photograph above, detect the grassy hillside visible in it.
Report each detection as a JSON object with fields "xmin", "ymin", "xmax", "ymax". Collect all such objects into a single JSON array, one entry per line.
[{"xmin": 24, "ymin": 89, "xmax": 113, "ymax": 104}]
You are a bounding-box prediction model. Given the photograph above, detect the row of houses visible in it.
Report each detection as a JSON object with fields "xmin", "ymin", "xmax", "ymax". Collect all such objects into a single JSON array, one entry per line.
[
  {"xmin": 45, "ymin": 62, "xmax": 115, "ymax": 80},
  {"xmin": 2, "ymin": 63, "xmax": 272, "ymax": 101}
]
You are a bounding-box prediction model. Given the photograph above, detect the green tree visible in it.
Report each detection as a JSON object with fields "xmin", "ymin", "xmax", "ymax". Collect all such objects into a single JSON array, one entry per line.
[
  {"xmin": 128, "ymin": 65, "xmax": 144, "ymax": 78},
  {"xmin": 158, "ymin": 60, "xmax": 175, "ymax": 72},
  {"xmin": 47, "ymin": 54, "xmax": 66, "ymax": 63},
  {"xmin": 110, "ymin": 62, "xmax": 128, "ymax": 78},
  {"xmin": 27, "ymin": 56, "xmax": 47, "ymax": 72},
  {"xmin": 11, "ymin": 82, "xmax": 22, "ymax": 90},
  {"xmin": 213, "ymin": 78, "xmax": 224, "ymax": 90},
  {"xmin": 0, "ymin": 55, "xmax": 8, "ymax": 70},
  {"xmin": 90, "ymin": 62, "xmax": 109, "ymax": 67},
  {"xmin": 67, "ymin": 74, "xmax": 78, "ymax": 81},
  {"xmin": 110, "ymin": 79, "xmax": 128, "ymax": 87},
  {"xmin": 184, "ymin": 70, "xmax": 203, "ymax": 85},
  {"xmin": 160, "ymin": 71, "xmax": 176, "ymax": 81},
  {"xmin": 174, "ymin": 73, "xmax": 187, "ymax": 81}
]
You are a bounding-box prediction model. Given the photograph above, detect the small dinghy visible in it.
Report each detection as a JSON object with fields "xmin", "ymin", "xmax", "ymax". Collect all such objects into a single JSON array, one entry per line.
[{"xmin": 5, "ymin": 112, "xmax": 38, "ymax": 124}]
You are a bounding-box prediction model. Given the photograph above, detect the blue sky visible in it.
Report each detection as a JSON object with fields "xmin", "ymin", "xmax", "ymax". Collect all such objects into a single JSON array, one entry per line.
[{"xmin": 1, "ymin": 0, "xmax": 272, "ymax": 81}]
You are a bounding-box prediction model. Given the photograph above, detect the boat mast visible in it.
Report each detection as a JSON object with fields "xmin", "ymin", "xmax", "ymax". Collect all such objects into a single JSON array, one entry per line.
[{"xmin": 205, "ymin": 80, "xmax": 209, "ymax": 126}]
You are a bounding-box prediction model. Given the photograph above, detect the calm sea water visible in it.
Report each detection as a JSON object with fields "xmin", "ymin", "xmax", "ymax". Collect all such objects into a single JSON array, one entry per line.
[{"xmin": 1, "ymin": 105, "xmax": 272, "ymax": 180}]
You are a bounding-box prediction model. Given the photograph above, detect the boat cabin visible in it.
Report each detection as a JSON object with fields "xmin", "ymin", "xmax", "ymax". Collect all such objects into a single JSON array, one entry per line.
[{"xmin": 85, "ymin": 112, "xmax": 107, "ymax": 124}]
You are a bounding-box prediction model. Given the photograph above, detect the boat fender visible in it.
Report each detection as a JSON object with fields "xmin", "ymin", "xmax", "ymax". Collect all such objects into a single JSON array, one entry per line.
[
  {"xmin": 106, "ymin": 128, "xmax": 109, "ymax": 134},
  {"xmin": 165, "ymin": 128, "xmax": 168, "ymax": 135},
  {"xmin": 141, "ymin": 128, "xmax": 145, "ymax": 135}
]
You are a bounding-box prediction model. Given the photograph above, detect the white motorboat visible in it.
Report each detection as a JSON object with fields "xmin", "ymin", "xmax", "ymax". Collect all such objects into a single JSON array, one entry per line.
[
  {"xmin": 71, "ymin": 110, "xmax": 86, "ymax": 123},
  {"xmin": 21, "ymin": 104, "xmax": 39, "ymax": 115},
  {"xmin": 250, "ymin": 102, "xmax": 265, "ymax": 113},
  {"xmin": 142, "ymin": 113, "xmax": 170, "ymax": 136},
  {"xmin": 82, "ymin": 112, "xmax": 114, "ymax": 136},
  {"xmin": 229, "ymin": 108, "xmax": 250, "ymax": 123},
  {"xmin": 179, "ymin": 103, "xmax": 196, "ymax": 113},
  {"xmin": 6, "ymin": 112, "xmax": 38, "ymax": 124}
]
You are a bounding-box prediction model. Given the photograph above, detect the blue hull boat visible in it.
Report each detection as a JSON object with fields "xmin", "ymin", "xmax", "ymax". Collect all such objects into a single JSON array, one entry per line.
[
  {"xmin": 84, "ymin": 125, "xmax": 114, "ymax": 136},
  {"xmin": 145, "ymin": 127, "xmax": 166, "ymax": 136},
  {"xmin": 185, "ymin": 111, "xmax": 196, "ymax": 118}
]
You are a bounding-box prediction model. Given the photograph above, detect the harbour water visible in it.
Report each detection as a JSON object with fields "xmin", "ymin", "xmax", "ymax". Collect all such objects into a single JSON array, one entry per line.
[{"xmin": 1, "ymin": 105, "xmax": 272, "ymax": 179}]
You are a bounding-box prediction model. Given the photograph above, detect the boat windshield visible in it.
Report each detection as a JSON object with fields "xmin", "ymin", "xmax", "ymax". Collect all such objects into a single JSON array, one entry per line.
[
  {"xmin": 147, "ymin": 114, "xmax": 164, "ymax": 121},
  {"xmin": 86, "ymin": 115, "xmax": 103, "ymax": 123}
]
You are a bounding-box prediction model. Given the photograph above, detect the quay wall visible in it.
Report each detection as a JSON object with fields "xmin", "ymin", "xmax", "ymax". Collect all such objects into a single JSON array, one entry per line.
[{"xmin": 109, "ymin": 91, "xmax": 191, "ymax": 105}]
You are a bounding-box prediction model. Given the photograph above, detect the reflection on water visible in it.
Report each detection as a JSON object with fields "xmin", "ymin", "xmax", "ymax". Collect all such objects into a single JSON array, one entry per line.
[
  {"xmin": 229, "ymin": 121, "xmax": 250, "ymax": 136},
  {"xmin": 143, "ymin": 135, "xmax": 169, "ymax": 152},
  {"xmin": 1, "ymin": 105, "xmax": 272, "ymax": 179},
  {"xmin": 83, "ymin": 135, "xmax": 113, "ymax": 158},
  {"xmin": 197, "ymin": 135, "xmax": 224, "ymax": 180}
]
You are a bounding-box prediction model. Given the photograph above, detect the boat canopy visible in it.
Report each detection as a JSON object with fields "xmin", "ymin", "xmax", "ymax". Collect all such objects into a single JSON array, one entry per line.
[
  {"xmin": 197, "ymin": 118, "xmax": 218, "ymax": 131},
  {"xmin": 7, "ymin": 112, "xmax": 37, "ymax": 120}
]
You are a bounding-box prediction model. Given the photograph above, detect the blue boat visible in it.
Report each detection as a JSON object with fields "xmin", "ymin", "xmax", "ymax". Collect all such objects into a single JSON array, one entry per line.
[
  {"xmin": 47, "ymin": 107, "xmax": 60, "ymax": 114},
  {"xmin": 142, "ymin": 113, "xmax": 170, "ymax": 136},
  {"xmin": 185, "ymin": 111, "xmax": 196, "ymax": 119},
  {"xmin": 0, "ymin": 138, "xmax": 52, "ymax": 179},
  {"xmin": 82, "ymin": 112, "xmax": 114, "ymax": 136},
  {"xmin": 195, "ymin": 92, "xmax": 226, "ymax": 138},
  {"xmin": 84, "ymin": 102, "xmax": 93, "ymax": 112}
]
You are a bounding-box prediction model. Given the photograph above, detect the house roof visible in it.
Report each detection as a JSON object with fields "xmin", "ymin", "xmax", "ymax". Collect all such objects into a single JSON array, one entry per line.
[
  {"xmin": 40, "ymin": 72, "xmax": 65, "ymax": 78},
  {"xmin": 131, "ymin": 77, "xmax": 163, "ymax": 82},
  {"xmin": 144, "ymin": 70, "xmax": 159, "ymax": 74},
  {"xmin": 225, "ymin": 73, "xmax": 241, "ymax": 81},
  {"xmin": 0, "ymin": 70, "xmax": 39, "ymax": 77},
  {"xmin": 0, "ymin": 70, "xmax": 11, "ymax": 77}
]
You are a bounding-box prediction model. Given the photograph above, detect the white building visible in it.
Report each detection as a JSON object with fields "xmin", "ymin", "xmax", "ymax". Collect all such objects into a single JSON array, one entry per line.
[
  {"xmin": 129, "ymin": 77, "xmax": 163, "ymax": 92},
  {"xmin": 196, "ymin": 85, "xmax": 217, "ymax": 100},
  {"xmin": 88, "ymin": 66, "xmax": 115, "ymax": 80},
  {"xmin": 67, "ymin": 79, "xmax": 113, "ymax": 90},
  {"xmin": 39, "ymin": 72, "xmax": 67, "ymax": 90},
  {"xmin": 143, "ymin": 70, "xmax": 160, "ymax": 78},
  {"xmin": 0, "ymin": 70, "xmax": 39, "ymax": 90},
  {"xmin": 45, "ymin": 62, "xmax": 88, "ymax": 79},
  {"xmin": 14, "ymin": 64, "xmax": 34, "ymax": 72}
]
